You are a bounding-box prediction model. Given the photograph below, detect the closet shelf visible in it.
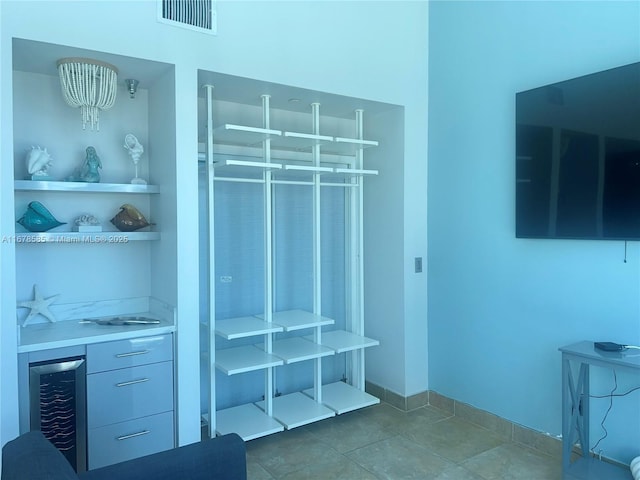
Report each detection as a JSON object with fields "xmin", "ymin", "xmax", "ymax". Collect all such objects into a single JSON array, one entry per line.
[
  {"xmin": 211, "ymin": 162, "xmax": 375, "ymax": 182},
  {"xmin": 270, "ymin": 131, "xmax": 334, "ymax": 151},
  {"xmin": 260, "ymin": 337, "xmax": 335, "ymax": 364},
  {"xmin": 272, "ymin": 164, "xmax": 334, "ymax": 182},
  {"xmin": 213, "ymin": 159, "xmax": 282, "ymax": 173},
  {"xmin": 215, "ymin": 404, "xmax": 284, "ymax": 441},
  {"xmin": 14, "ymin": 180, "xmax": 160, "ymax": 194},
  {"xmin": 213, "ymin": 124, "xmax": 282, "ymax": 146},
  {"xmin": 257, "ymin": 392, "xmax": 335, "ymax": 429},
  {"xmin": 303, "ymin": 381, "xmax": 380, "ymax": 415},
  {"xmin": 324, "ymin": 168, "xmax": 379, "ymax": 181},
  {"xmin": 308, "ymin": 330, "xmax": 379, "ymax": 353},
  {"xmin": 215, "ymin": 316, "xmax": 283, "ymax": 340},
  {"xmin": 263, "ymin": 309, "xmax": 335, "ymax": 331},
  {"xmin": 210, "ymin": 124, "xmax": 378, "ymax": 157},
  {"xmin": 323, "ymin": 137, "xmax": 379, "ymax": 155},
  {"xmin": 215, "ymin": 345, "xmax": 283, "ymax": 375}
]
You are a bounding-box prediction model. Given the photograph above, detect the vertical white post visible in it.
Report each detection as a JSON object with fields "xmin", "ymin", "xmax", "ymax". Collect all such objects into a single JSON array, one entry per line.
[
  {"xmin": 262, "ymin": 94, "xmax": 274, "ymax": 416},
  {"xmin": 354, "ymin": 109, "xmax": 365, "ymax": 390},
  {"xmin": 311, "ymin": 103, "xmax": 322, "ymax": 403},
  {"xmin": 347, "ymin": 109, "xmax": 365, "ymax": 390},
  {"xmin": 204, "ymin": 84, "xmax": 216, "ymax": 437}
]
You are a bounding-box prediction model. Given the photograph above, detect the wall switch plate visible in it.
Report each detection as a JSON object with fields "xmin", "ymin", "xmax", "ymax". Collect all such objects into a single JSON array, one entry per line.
[{"xmin": 415, "ymin": 257, "xmax": 423, "ymax": 273}]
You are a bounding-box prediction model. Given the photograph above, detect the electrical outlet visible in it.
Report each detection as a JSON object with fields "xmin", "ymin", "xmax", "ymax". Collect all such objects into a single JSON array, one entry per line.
[{"xmin": 414, "ymin": 257, "xmax": 423, "ymax": 273}]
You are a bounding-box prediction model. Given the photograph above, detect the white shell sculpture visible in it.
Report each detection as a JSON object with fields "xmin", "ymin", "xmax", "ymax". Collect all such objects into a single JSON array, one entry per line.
[
  {"xmin": 124, "ymin": 134, "xmax": 143, "ymax": 162},
  {"xmin": 124, "ymin": 134, "xmax": 146, "ymax": 184},
  {"xmin": 26, "ymin": 146, "xmax": 52, "ymax": 176}
]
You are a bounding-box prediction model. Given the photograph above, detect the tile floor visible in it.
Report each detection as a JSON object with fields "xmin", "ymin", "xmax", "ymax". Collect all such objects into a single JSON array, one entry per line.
[{"xmin": 245, "ymin": 402, "xmax": 563, "ymax": 479}]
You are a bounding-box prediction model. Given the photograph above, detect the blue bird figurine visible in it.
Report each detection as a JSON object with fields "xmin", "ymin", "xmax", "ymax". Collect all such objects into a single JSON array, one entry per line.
[{"xmin": 17, "ymin": 201, "xmax": 66, "ymax": 232}]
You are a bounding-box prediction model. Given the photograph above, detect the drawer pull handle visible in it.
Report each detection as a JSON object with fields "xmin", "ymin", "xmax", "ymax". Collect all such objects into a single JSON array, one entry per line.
[
  {"xmin": 116, "ymin": 378, "xmax": 150, "ymax": 387},
  {"xmin": 117, "ymin": 430, "xmax": 150, "ymax": 441},
  {"xmin": 115, "ymin": 350, "xmax": 150, "ymax": 358}
]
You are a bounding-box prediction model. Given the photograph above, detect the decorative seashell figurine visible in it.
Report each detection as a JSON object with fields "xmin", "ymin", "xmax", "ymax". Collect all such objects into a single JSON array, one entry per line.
[
  {"xmin": 17, "ymin": 201, "xmax": 66, "ymax": 232},
  {"xmin": 73, "ymin": 213, "xmax": 102, "ymax": 232},
  {"xmin": 26, "ymin": 146, "xmax": 53, "ymax": 179},
  {"xmin": 124, "ymin": 134, "xmax": 146, "ymax": 185},
  {"xmin": 110, "ymin": 204, "xmax": 153, "ymax": 232},
  {"xmin": 75, "ymin": 214, "xmax": 100, "ymax": 226}
]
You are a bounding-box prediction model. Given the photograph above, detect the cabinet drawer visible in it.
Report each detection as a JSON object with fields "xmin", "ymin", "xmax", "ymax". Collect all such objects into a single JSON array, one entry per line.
[
  {"xmin": 87, "ymin": 334, "xmax": 172, "ymax": 373},
  {"xmin": 87, "ymin": 361, "xmax": 173, "ymax": 428},
  {"xmin": 88, "ymin": 411, "xmax": 174, "ymax": 470}
]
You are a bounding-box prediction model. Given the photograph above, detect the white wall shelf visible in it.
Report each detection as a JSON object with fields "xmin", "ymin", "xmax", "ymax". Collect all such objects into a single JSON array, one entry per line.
[
  {"xmin": 216, "ymin": 404, "xmax": 283, "ymax": 441},
  {"xmin": 308, "ymin": 330, "xmax": 380, "ymax": 353},
  {"xmin": 215, "ymin": 345, "xmax": 284, "ymax": 375},
  {"xmin": 324, "ymin": 137, "xmax": 379, "ymax": 155},
  {"xmin": 324, "ymin": 168, "xmax": 379, "ymax": 182},
  {"xmin": 272, "ymin": 164, "xmax": 334, "ymax": 183},
  {"xmin": 14, "ymin": 180, "xmax": 160, "ymax": 194},
  {"xmin": 264, "ymin": 337, "xmax": 335, "ymax": 364},
  {"xmin": 271, "ymin": 131, "xmax": 333, "ymax": 151},
  {"xmin": 213, "ymin": 124, "xmax": 281, "ymax": 146},
  {"xmin": 215, "ymin": 316, "xmax": 283, "ymax": 340},
  {"xmin": 257, "ymin": 392, "xmax": 335, "ymax": 429},
  {"xmin": 212, "ymin": 159, "xmax": 282, "ymax": 178},
  {"xmin": 268, "ymin": 309, "xmax": 335, "ymax": 331},
  {"xmin": 14, "ymin": 231, "xmax": 160, "ymax": 243},
  {"xmin": 303, "ymin": 381, "xmax": 379, "ymax": 415},
  {"xmin": 213, "ymin": 159, "xmax": 283, "ymax": 170}
]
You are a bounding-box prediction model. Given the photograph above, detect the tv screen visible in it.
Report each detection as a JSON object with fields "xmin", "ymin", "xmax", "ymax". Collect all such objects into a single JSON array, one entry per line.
[{"xmin": 516, "ymin": 62, "xmax": 640, "ymax": 240}]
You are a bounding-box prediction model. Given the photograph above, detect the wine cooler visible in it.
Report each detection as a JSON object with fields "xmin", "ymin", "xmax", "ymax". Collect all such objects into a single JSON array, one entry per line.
[{"xmin": 29, "ymin": 356, "xmax": 87, "ymax": 472}]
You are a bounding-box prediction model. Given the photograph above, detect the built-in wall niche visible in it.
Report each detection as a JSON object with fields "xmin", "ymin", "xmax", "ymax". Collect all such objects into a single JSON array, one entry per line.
[
  {"xmin": 11, "ymin": 38, "xmax": 177, "ymax": 320},
  {"xmin": 197, "ymin": 69, "xmax": 403, "ymax": 440}
]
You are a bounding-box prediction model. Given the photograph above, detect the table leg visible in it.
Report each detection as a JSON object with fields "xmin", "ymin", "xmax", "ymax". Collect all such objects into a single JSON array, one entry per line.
[{"xmin": 562, "ymin": 356, "xmax": 590, "ymax": 473}]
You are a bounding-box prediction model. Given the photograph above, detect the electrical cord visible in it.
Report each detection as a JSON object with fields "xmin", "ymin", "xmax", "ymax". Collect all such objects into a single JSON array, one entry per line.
[
  {"xmin": 588, "ymin": 371, "xmax": 640, "ymax": 458},
  {"xmin": 589, "ymin": 384, "xmax": 640, "ymax": 398},
  {"xmin": 589, "ymin": 370, "xmax": 617, "ymax": 456}
]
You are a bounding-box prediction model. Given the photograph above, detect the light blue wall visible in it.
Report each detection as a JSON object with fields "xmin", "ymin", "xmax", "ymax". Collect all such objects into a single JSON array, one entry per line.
[
  {"xmin": 0, "ymin": 0, "xmax": 428, "ymax": 447},
  {"xmin": 428, "ymin": 0, "xmax": 640, "ymax": 463}
]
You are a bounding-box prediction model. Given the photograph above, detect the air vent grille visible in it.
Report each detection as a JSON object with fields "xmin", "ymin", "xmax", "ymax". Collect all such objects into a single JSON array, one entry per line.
[{"xmin": 158, "ymin": 0, "xmax": 217, "ymax": 35}]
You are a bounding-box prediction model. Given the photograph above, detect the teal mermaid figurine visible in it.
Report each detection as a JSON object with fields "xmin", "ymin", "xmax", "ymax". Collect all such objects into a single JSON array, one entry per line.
[{"xmin": 67, "ymin": 146, "xmax": 102, "ymax": 183}]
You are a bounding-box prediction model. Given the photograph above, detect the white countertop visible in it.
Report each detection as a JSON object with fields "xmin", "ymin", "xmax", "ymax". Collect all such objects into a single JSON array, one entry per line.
[{"xmin": 18, "ymin": 316, "xmax": 175, "ymax": 353}]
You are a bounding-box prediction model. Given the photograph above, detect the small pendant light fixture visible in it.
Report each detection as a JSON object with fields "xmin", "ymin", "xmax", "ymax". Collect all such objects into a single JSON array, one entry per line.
[
  {"xmin": 125, "ymin": 79, "xmax": 139, "ymax": 99},
  {"xmin": 57, "ymin": 57, "xmax": 118, "ymax": 131}
]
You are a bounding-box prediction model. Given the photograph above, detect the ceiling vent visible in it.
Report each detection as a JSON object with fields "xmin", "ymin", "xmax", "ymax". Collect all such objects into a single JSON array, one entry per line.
[{"xmin": 158, "ymin": 0, "xmax": 217, "ymax": 35}]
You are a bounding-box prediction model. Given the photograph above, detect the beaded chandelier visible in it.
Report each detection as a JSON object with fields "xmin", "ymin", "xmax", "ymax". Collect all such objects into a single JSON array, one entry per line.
[{"xmin": 57, "ymin": 58, "xmax": 118, "ymax": 131}]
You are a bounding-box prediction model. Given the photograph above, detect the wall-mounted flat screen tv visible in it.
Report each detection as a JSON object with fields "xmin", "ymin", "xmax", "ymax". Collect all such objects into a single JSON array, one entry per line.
[{"xmin": 516, "ymin": 62, "xmax": 640, "ymax": 240}]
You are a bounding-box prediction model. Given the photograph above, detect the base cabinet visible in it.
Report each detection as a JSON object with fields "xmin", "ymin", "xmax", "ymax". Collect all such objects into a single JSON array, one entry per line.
[
  {"xmin": 86, "ymin": 334, "xmax": 175, "ymax": 469},
  {"xmin": 87, "ymin": 411, "xmax": 174, "ymax": 470}
]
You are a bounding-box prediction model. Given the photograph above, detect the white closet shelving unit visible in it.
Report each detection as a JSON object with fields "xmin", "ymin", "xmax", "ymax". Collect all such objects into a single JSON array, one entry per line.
[{"xmin": 202, "ymin": 84, "xmax": 379, "ymax": 441}]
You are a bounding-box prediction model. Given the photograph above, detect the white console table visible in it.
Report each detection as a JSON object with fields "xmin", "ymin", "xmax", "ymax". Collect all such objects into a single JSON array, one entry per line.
[{"xmin": 559, "ymin": 341, "xmax": 638, "ymax": 480}]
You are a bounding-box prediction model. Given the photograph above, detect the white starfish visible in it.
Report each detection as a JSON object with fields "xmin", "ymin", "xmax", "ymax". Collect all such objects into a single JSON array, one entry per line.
[{"xmin": 17, "ymin": 285, "xmax": 60, "ymax": 326}]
